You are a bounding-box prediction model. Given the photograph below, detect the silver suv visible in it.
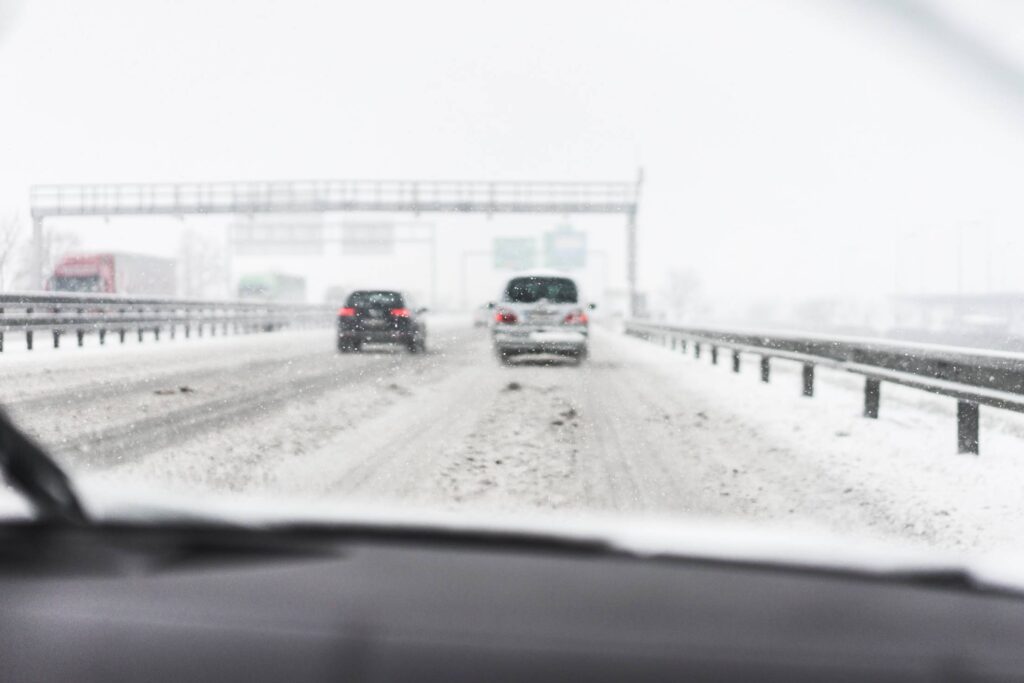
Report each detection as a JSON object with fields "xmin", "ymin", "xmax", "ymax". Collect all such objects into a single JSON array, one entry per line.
[{"xmin": 490, "ymin": 273, "xmax": 591, "ymax": 364}]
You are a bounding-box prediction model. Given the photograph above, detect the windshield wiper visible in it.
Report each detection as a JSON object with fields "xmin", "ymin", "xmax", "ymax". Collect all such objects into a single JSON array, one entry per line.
[{"xmin": 0, "ymin": 408, "xmax": 87, "ymax": 524}]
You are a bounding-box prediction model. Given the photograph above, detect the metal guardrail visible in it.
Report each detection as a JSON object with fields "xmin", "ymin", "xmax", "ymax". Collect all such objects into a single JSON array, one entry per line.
[
  {"xmin": 0, "ymin": 292, "xmax": 335, "ymax": 352},
  {"xmin": 623, "ymin": 321, "xmax": 1024, "ymax": 455}
]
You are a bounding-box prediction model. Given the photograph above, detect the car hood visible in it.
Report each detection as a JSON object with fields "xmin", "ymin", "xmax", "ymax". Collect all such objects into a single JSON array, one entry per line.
[{"xmin": 61, "ymin": 478, "xmax": 1024, "ymax": 596}]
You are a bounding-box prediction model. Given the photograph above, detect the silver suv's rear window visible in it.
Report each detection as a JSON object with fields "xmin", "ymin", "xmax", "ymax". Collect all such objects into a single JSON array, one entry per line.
[{"xmin": 504, "ymin": 277, "xmax": 578, "ymax": 304}]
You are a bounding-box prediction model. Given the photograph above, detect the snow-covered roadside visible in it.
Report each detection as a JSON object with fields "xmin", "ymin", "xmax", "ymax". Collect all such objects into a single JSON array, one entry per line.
[{"xmin": 614, "ymin": 331, "xmax": 1024, "ymax": 553}]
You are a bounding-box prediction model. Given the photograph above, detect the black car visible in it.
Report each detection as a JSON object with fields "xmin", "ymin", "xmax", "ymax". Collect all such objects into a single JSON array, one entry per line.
[{"xmin": 337, "ymin": 290, "xmax": 427, "ymax": 353}]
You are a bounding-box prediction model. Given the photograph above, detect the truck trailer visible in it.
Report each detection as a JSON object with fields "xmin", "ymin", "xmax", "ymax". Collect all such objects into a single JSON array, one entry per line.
[{"xmin": 49, "ymin": 253, "xmax": 177, "ymax": 297}]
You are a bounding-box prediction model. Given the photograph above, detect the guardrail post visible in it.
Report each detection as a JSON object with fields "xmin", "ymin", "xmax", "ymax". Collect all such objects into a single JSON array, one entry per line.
[
  {"xmin": 957, "ymin": 401, "xmax": 980, "ymax": 455},
  {"xmin": 760, "ymin": 356, "xmax": 770, "ymax": 383},
  {"xmin": 25, "ymin": 307, "xmax": 33, "ymax": 350},
  {"xmin": 76, "ymin": 330, "xmax": 84, "ymax": 347},
  {"xmin": 802, "ymin": 363, "xmax": 814, "ymax": 397},
  {"xmin": 694, "ymin": 342, "xmax": 701, "ymax": 359},
  {"xmin": 137, "ymin": 328, "xmax": 144, "ymax": 343},
  {"xmin": 732, "ymin": 350, "xmax": 741, "ymax": 373},
  {"xmin": 680, "ymin": 339, "xmax": 687, "ymax": 353},
  {"xmin": 864, "ymin": 378, "xmax": 880, "ymax": 418},
  {"xmin": 154, "ymin": 327, "xmax": 160, "ymax": 341},
  {"xmin": 711, "ymin": 346, "xmax": 719, "ymax": 365},
  {"xmin": 99, "ymin": 330, "xmax": 106, "ymax": 345},
  {"xmin": 169, "ymin": 323, "xmax": 176, "ymax": 340},
  {"xmin": 52, "ymin": 330, "xmax": 60, "ymax": 348}
]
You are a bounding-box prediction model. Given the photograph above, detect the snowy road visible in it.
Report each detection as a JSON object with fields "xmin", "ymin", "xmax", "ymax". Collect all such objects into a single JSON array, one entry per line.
[{"xmin": 5, "ymin": 318, "xmax": 1024, "ymax": 554}]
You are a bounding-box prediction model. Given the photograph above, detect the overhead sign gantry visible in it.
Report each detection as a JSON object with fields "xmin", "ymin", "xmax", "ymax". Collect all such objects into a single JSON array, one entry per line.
[{"xmin": 29, "ymin": 173, "xmax": 644, "ymax": 313}]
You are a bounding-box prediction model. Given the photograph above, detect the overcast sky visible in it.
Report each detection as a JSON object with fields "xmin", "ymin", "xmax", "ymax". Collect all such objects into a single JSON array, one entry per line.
[{"xmin": 1, "ymin": 0, "xmax": 1023, "ymax": 309}]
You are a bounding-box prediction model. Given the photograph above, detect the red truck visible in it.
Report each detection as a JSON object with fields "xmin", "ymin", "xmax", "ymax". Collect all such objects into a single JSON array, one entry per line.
[{"xmin": 48, "ymin": 253, "xmax": 177, "ymax": 297}]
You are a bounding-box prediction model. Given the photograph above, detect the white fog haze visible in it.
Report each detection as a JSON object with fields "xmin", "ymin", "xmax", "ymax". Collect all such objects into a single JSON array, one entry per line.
[{"xmin": 2, "ymin": 0, "xmax": 1024, "ymax": 328}]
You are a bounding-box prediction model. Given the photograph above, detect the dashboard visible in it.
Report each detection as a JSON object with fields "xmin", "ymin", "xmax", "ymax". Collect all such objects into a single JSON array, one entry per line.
[{"xmin": 1, "ymin": 522, "xmax": 1023, "ymax": 682}]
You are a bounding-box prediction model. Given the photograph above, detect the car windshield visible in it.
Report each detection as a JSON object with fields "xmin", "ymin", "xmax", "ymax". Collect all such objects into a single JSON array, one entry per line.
[
  {"xmin": 505, "ymin": 277, "xmax": 578, "ymax": 304},
  {"xmin": 49, "ymin": 276, "xmax": 101, "ymax": 293},
  {"xmin": 3, "ymin": 0, "xmax": 1024, "ymax": 565}
]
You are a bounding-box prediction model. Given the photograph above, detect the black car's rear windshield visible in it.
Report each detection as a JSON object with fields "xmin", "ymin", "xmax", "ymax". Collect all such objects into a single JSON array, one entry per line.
[
  {"xmin": 346, "ymin": 291, "xmax": 404, "ymax": 307},
  {"xmin": 504, "ymin": 277, "xmax": 578, "ymax": 304}
]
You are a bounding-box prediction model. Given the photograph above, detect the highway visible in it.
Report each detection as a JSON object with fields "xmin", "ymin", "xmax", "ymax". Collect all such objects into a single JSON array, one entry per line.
[{"xmin": 3, "ymin": 318, "xmax": 1024, "ymax": 554}]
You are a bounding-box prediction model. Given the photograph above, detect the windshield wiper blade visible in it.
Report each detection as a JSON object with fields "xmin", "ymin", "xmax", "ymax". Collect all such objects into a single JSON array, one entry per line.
[{"xmin": 0, "ymin": 408, "xmax": 87, "ymax": 524}]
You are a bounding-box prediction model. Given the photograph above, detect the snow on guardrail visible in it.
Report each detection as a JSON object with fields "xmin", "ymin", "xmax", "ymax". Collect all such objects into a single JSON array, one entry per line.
[
  {"xmin": 623, "ymin": 320, "xmax": 1024, "ymax": 456},
  {"xmin": 0, "ymin": 292, "xmax": 336, "ymax": 352}
]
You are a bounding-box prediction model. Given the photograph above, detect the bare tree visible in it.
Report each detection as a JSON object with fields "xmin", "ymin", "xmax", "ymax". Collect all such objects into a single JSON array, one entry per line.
[{"xmin": 12, "ymin": 228, "xmax": 81, "ymax": 291}]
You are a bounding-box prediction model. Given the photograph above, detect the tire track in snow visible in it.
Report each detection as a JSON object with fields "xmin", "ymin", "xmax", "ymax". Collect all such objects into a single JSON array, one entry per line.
[{"xmin": 18, "ymin": 327, "xmax": 475, "ymax": 470}]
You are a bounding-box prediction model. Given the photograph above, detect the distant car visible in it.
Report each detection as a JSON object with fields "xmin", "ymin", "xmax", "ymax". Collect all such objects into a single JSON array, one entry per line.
[
  {"xmin": 491, "ymin": 273, "xmax": 591, "ymax": 364},
  {"xmin": 337, "ymin": 290, "xmax": 427, "ymax": 353}
]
